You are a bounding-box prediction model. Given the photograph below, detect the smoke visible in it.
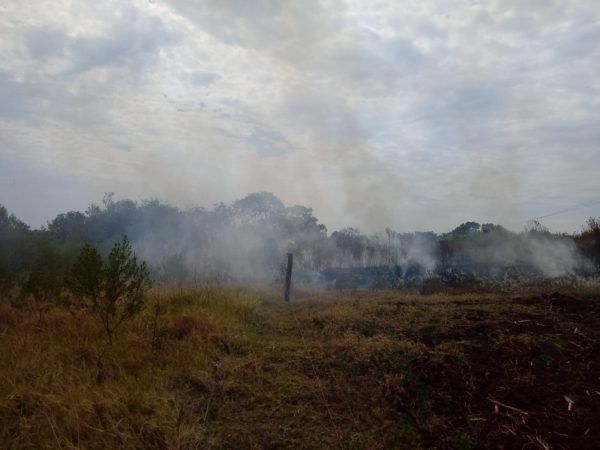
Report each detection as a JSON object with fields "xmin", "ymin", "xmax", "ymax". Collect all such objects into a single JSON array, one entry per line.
[
  {"xmin": 61, "ymin": 192, "xmax": 595, "ymax": 289},
  {"xmin": 451, "ymin": 230, "xmax": 592, "ymax": 278},
  {"xmin": 113, "ymin": 193, "xmax": 328, "ymax": 284},
  {"xmin": 278, "ymin": 85, "xmax": 403, "ymax": 231}
]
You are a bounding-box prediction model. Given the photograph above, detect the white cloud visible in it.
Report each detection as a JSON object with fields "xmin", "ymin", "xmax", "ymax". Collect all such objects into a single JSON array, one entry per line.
[{"xmin": 0, "ymin": 0, "xmax": 599, "ymax": 232}]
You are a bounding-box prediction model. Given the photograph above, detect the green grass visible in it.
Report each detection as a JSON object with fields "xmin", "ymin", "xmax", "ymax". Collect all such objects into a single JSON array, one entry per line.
[{"xmin": 1, "ymin": 285, "xmax": 599, "ymax": 449}]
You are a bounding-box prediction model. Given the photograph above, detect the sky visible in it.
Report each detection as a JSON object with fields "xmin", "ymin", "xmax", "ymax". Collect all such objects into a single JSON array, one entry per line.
[{"xmin": 0, "ymin": 0, "xmax": 599, "ymax": 233}]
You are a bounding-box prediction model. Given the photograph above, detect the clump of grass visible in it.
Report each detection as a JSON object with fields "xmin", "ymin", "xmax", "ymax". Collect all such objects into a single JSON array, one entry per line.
[{"xmin": 0, "ymin": 286, "xmax": 265, "ymax": 449}]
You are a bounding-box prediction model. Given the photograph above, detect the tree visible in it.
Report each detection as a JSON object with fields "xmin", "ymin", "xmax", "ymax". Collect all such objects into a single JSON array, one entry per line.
[
  {"xmin": 21, "ymin": 245, "xmax": 67, "ymax": 322},
  {"xmin": 47, "ymin": 211, "xmax": 87, "ymax": 243},
  {"xmin": 0, "ymin": 204, "xmax": 30, "ymax": 233},
  {"xmin": 0, "ymin": 205, "xmax": 40, "ymax": 295},
  {"xmin": 70, "ymin": 244, "xmax": 103, "ymax": 307},
  {"xmin": 577, "ymin": 217, "xmax": 600, "ymax": 266},
  {"xmin": 481, "ymin": 223, "xmax": 502, "ymax": 233},
  {"xmin": 71, "ymin": 236, "xmax": 151, "ymax": 344},
  {"xmin": 524, "ymin": 220, "xmax": 549, "ymax": 234},
  {"xmin": 232, "ymin": 192, "xmax": 285, "ymax": 225},
  {"xmin": 585, "ymin": 217, "xmax": 600, "ymax": 235},
  {"xmin": 331, "ymin": 228, "xmax": 366, "ymax": 263},
  {"xmin": 450, "ymin": 222, "xmax": 481, "ymax": 237}
]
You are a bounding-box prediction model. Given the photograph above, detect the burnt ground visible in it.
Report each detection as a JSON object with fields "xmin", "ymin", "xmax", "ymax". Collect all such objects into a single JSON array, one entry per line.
[
  {"xmin": 404, "ymin": 293, "xmax": 600, "ymax": 449},
  {"xmin": 227, "ymin": 290, "xmax": 600, "ymax": 449}
]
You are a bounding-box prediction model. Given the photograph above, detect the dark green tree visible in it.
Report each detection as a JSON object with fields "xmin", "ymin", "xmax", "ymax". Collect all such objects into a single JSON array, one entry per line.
[
  {"xmin": 71, "ymin": 236, "xmax": 151, "ymax": 344},
  {"xmin": 450, "ymin": 221, "xmax": 481, "ymax": 237},
  {"xmin": 70, "ymin": 243, "xmax": 103, "ymax": 307},
  {"xmin": 331, "ymin": 227, "xmax": 366, "ymax": 261},
  {"xmin": 0, "ymin": 204, "xmax": 32, "ymax": 293},
  {"xmin": 21, "ymin": 245, "xmax": 67, "ymax": 322}
]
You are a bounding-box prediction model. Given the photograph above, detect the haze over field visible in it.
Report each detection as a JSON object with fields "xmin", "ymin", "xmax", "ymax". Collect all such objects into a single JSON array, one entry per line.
[{"xmin": 1, "ymin": 0, "xmax": 600, "ymax": 232}]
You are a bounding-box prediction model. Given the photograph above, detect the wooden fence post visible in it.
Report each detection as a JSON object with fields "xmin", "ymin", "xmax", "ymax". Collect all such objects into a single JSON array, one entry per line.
[{"xmin": 284, "ymin": 253, "xmax": 293, "ymax": 302}]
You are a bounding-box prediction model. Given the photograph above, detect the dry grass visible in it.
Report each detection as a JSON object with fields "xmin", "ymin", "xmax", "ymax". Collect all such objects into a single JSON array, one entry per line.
[{"xmin": 1, "ymin": 285, "xmax": 599, "ymax": 449}]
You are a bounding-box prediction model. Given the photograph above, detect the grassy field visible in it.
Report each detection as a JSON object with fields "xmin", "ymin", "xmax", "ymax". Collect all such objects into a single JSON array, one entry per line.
[{"xmin": 1, "ymin": 285, "xmax": 599, "ymax": 449}]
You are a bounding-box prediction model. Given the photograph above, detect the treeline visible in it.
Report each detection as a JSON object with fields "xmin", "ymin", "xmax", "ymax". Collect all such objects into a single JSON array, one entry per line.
[{"xmin": 1, "ymin": 192, "xmax": 599, "ymax": 294}]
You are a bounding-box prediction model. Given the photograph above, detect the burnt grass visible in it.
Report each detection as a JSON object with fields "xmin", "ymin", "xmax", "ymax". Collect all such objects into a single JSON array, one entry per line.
[
  {"xmin": 247, "ymin": 290, "xmax": 600, "ymax": 449},
  {"xmin": 1, "ymin": 287, "xmax": 599, "ymax": 449}
]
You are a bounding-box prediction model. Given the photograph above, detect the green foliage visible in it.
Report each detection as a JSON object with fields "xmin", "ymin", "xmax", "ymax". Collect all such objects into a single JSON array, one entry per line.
[
  {"xmin": 71, "ymin": 236, "xmax": 151, "ymax": 344},
  {"xmin": 21, "ymin": 245, "xmax": 67, "ymax": 319},
  {"xmin": 47, "ymin": 211, "xmax": 87, "ymax": 243},
  {"xmin": 232, "ymin": 191, "xmax": 285, "ymax": 224},
  {"xmin": 576, "ymin": 217, "xmax": 600, "ymax": 265},
  {"xmin": 586, "ymin": 217, "xmax": 600, "ymax": 234},
  {"xmin": 450, "ymin": 221, "xmax": 481, "ymax": 237},
  {"xmin": 104, "ymin": 236, "xmax": 151, "ymax": 317},
  {"xmin": 331, "ymin": 227, "xmax": 366, "ymax": 260},
  {"xmin": 0, "ymin": 205, "xmax": 29, "ymax": 233},
  {"xmin": 71, "ymin": 244, "xmax": 103, "ymax": 305},
  {"xmin": 0, "ymin": 204, "xmax": 33, "ymax": 293}
]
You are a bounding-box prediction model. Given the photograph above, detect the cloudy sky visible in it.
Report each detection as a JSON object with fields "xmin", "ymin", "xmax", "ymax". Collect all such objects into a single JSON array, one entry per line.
[{"xmin": 1, "ymin": 0, "xmax": 599, "ymax": 233}]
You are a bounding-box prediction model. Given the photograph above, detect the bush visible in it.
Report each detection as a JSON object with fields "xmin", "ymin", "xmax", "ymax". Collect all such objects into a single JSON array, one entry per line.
[
  {"xmin": 71, "ymin": 236, "xmax": 151, "ymax": 344},
  {"xmin": 21, "ymin": 245, "xmax": 68, "ymax": 322}
]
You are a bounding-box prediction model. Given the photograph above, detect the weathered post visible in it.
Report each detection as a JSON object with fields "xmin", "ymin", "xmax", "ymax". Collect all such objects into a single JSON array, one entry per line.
[{"xmin": 284, "ymin": 253, "xmax": 293, "ymax": 302}]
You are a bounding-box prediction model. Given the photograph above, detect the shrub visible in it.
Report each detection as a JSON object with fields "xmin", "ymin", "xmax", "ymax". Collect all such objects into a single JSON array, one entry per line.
[{"xmin": 71, "ymin": 236, "xmax": 151, "ymax": 344}]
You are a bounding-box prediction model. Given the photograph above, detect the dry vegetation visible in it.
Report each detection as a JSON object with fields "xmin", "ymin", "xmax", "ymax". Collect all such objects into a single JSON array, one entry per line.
[{"xmin": 1, "ymin": 285, "xmax": 599, "ymax": 449}]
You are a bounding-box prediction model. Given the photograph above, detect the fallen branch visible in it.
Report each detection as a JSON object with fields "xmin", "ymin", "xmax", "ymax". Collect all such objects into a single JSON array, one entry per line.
[
  {"xmin": 564, "ymin": 395, "xmax": 575, "ymax": 411},
  {"xmin": 488, "ymin": 398, "xmax": 529, "ymax": 415}
]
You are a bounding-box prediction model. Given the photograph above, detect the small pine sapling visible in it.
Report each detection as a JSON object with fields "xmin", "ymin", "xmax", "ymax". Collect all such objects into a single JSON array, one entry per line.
[{"xmin": 71, "ymin": 236, "xmax": 151, "ymax": 344}]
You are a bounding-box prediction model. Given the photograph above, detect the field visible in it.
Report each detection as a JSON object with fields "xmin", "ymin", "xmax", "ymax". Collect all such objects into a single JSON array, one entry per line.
[{"xmin": 1, "ymin": 286, "xmax": 599, "ymax": 449}]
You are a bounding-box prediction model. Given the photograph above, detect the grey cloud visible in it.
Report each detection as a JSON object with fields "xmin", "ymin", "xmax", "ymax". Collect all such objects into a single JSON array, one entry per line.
[
  {"xmin": 115, "ymin": 143, "xmax": 134, "ymax": 152},
  {"xmin": 164, "ymin": 0, "xmax": 275, "ymax": 46},
  {"xmin": 168, "ymin": 0, "xmax": 426, "ymax": 90},
  {"xmin": 67, "ymin": 15, "xmax": 176, "ymax": 74},
  {"xmin": 1, "ymin": 0, "xmax": 599, "ymax": 233},
  {"xmin": 246, "ymin": 127, "xmax": 294, "ymax": 156},
  {"xmin": 20, "ymin": 10, "xmax": 177, "ymax": 75},
  {"xmin": 318, "ymin": 32, "xmax": 426, "ymax": 88},
  {"xmin": 556, "ymin": 24, "xmax": 600, "ymax": 61},
  {"xmin": 0, "ymin": 71, "xmax": 39, "ymax": 119},
  {"xmin": 191, "ymin": 71, "xmax": 221, "ymax": 86},
  {"xmin": 0, "ymin": 70, "xmax": 110, "ymax": 125},
  {"xmin": 1, "ymin": 5, "xmax": 177, "ymax": 127},
  {"xmin": 24, "ymin": 27, "xmax": 70, "ymax": 60},
  {"xmin": 165, "ymin": 0, "xmax": 343, "ymax": 67}
]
